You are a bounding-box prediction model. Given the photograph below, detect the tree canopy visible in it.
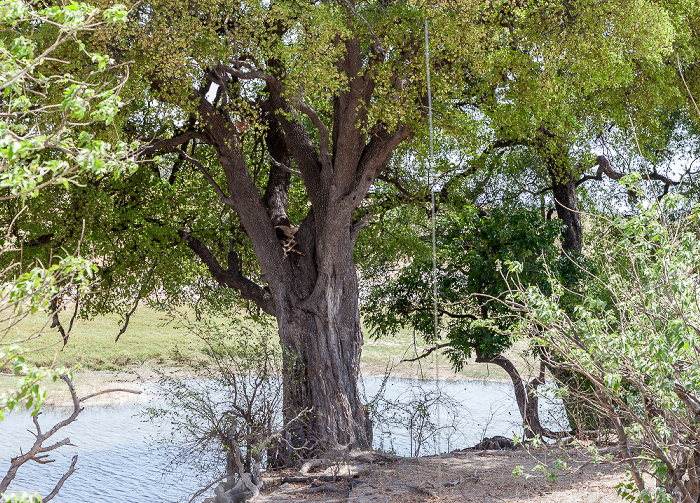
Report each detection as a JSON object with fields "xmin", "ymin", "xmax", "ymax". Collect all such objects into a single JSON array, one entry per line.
[{"xmin": 4, "ymin": 0, "xmax": 700, "ymax": 451}]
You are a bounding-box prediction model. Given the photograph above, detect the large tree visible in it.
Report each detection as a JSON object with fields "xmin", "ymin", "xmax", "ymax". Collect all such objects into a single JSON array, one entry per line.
[
  {"xmin": 25, "ymin": 0, "xmax": 483, "ymax": 451},
  {"xmin": 5, "ymin": 0, "xmax": 700, "ymax": 452}
]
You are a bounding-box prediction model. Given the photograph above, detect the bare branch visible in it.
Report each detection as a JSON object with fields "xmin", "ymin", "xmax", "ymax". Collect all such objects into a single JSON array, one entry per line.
[
  {"xmin": 401, "ymin": 342, "xmax": 451, "ymax": 363},
  {"xmin": 339, "ymin": 0, "xmax": 385, "ymax": 55},
  {"xmin": 115, "ymin": 262, "xmax": 156, "ymax": 342},
  {"xmin": 79, "ymin": 388, "xmax": 142, "ymax": 403},
  {"xmin": 1, "ymin": 375, "xmax": 142, "ymax": 497},
  {"xmin": 294, "ymin": 101, "xmax": 332, "ymax": 169},
  {"xmin": 678, "ymin": 54, "xmax": 700, "ymax": 119},
  {"xmin": 42, "ymin": 455, "xmax": 77, "ymax": 502},
  {"xmin": 269, "ymin": 155, "xmax": 302, "ymax": 177},
  {"xmin": 170, "ymin": 146, "xmax": 228, "ymax": 202},
  {"xmin": 573, "ymin": 155, "xmax": 679, "ymax": 198}
]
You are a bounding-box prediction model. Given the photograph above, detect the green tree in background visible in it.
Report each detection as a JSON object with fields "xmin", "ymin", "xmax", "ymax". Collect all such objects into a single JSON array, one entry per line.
[
  {"xmin": 364, "ymin": 205, "xmax": 570, "ymax": 438},
  {"xmin": 508, "ymin": 189, "xmax": 700, "ymax": 502}
]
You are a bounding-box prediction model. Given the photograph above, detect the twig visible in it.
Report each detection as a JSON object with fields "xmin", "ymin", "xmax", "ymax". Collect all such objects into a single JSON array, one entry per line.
[
  {"xmin": 79, "ymin": 388, "xmax": 141, "ymax": 403},
  {"xmin": 401, "ymin": 342, "xmax": 451, "ymax": 363},
  {"xmin": 43, "ymin": 455, "xmax": 77, "ymax": 502},
  {"xmin": 0, "ymin": 375, "xmax": 142, "ymax": 498},
  {"xmin": 678, "ymin": 54, "xmax": 700, "ymax": 119},
  {"xmin": 115, "ymin": 262, "xmax": 156, "ymax": 342},
  {"xmin": 339, "ymin": 0, "xmax": 385, "ymax": 55},
  {"xmin": 187, "ymin": 472, "xmax": 229, "ymax": 503}
]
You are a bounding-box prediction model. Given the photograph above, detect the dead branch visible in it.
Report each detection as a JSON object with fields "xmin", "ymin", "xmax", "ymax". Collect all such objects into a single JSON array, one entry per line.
[
  {"xmin": 43, "ymin": 455, "xmax": 77, "ymax": 502},
  {"xmin": 294, "ymin": 484, "xmax": 346, "ymax": 494},
  {"xmin": 400, "ymin": 342, "xmax": 451, "ymax": 363},
  {"xmin": 281, "ymin": 475, "xmax": 364, "ymax": 486},
  {"xmin": 79, "ymin": 388, "xmax": 142, "ymax": 403},
  {"xmin": 115, "ymin": 262, "xmax": 156, "ymax": 342},
  {"xmin": 0, "ymin": 374, "xmax": 141, "ymax": 499}
]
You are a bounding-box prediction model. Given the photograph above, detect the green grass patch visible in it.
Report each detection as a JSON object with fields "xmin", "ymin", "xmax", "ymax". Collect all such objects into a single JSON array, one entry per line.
[
  {"xmin": 1, "ymin": 308, "xmax": 204, "ymax": 371},
  {"xmin": 2, "ymin": 308, "xmax": 534, "ymax": 382}
]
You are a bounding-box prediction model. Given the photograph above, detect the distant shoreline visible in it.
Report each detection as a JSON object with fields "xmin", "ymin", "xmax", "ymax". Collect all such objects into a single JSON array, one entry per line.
[{"xmin": 14, "ymin": 364, "xmax": 514, "ymax": 409}]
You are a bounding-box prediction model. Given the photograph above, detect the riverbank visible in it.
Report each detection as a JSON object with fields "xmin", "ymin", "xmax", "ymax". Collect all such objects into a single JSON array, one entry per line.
[{"xmin": 255, "ymin": 448, "xmax": 626, "ymax": 503}]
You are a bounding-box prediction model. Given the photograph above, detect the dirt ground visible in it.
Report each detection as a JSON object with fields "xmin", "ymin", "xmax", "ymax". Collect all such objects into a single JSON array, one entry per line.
[{"xmin": 256, "ymin": 449, "xmax": 627, "ymax": 503}]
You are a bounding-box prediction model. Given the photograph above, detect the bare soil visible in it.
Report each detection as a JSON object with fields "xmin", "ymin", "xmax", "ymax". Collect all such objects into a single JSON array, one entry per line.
[{"xmin": 257, "ymin": 449, "xmax": 627, "ymax": 503}]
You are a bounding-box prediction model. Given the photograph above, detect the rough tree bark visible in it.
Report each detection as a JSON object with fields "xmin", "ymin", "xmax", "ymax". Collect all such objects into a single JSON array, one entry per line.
[
  {"xmin": 550, "ymin": 172, "xmax": 583, "ymax": 253},
  {"xmin": 476, "ymin": 354, "xmax": 569, "ymax": 439}
]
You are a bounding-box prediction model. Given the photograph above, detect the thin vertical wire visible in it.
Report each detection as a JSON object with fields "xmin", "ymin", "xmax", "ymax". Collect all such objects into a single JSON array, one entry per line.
[{"xmin": 424, "ymin": 18, "xmax": 442, "ymax": 498}]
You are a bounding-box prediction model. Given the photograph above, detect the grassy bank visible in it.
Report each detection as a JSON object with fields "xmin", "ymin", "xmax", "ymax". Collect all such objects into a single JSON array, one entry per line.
[{"xmin": 1, "ymin": 308, "xmax": 535, "ymax": 384}]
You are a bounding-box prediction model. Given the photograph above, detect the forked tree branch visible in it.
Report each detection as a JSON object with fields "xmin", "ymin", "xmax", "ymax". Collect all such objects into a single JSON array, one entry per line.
[
  {"xmin": 294, "ymin": 101, "xmax": 332, "ymax": 170},
  {"xmin": 115, "ymin": 262, "xmax": 156, "ymax": 342},
  {"xmin": 0, "ymin": 375, "xmax": 140, "ymax": 497},
  {"xmin": 177, "ymin": 229, "xmax": 275, "ymax": 315},
  {"xmin": 574, "ymin": 155, "xmax": 680, "ymax": 195}
]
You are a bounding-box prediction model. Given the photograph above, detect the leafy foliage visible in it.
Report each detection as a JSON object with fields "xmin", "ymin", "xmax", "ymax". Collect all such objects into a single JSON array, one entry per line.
[
  {"xmin": 1, "ymin": 2, "xmax": 133, "ymax": 500},
  {"xmin": 508, "ymin": 188, "xmax": 700, "ymax": 502},
  {"xmin": 364, "ymin": 205, "xmax": 562, "ymax": 368}
]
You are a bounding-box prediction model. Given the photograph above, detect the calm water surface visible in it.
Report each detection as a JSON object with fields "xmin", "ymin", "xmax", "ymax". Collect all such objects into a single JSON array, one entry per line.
[{"xmin": 0, "ymin": 377, "xmax": 564, "ymax": 502}]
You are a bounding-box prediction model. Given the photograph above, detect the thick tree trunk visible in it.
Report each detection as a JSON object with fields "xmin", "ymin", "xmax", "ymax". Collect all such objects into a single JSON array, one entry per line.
[
  {"xmin": 550, "ymin": 173, "xmax": 583, "ymax": 253},
  {"xmin": 537, "ymin": 134, "xmax": 583, "ymax": 253},
  {"xmin": 278, "ymin": 292, "xmax": 370, "ymax": 453},
  {"xmin": 477, "ymin": 354, "xmax": 569, "ymax": 439},
  {"xmin": 270, "ymin": 210, "xmax": 372, "ymax": 454},
  {"xmin": 142, "ymin": 34, "xmax": 409, "ymax": 455}
]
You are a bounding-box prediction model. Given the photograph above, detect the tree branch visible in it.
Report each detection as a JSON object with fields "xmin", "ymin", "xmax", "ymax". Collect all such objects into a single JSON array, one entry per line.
[
  {"xmin": 401, "ymin": 342, "xmax": 451, "ymax": 363},
  {"xmin": 344, "ymin": 125, "xmax": 411, "ymax": 208},
  {"xmin": 115, "ymin": 262, "xmax": 156, "ymax": 342},
  {"xmin": 269, "ymin": 155, "xmax": 301, "ymax": 177},
  {"xmin": 177, "ymin": 229, "xmax": 275, "ymax": 315},
  {"xmin": 404, "ymin": 305, "xmax": 478, "ymax": 320},
  {"xmin": 136, "ymin": 130, "xmax": 209, "ymax": 157},
  {"xmin": 339, "ymin": 0, "xmax": 385, "ymax": 55},
  {"xmin": 294, "ymin": 101, "xmax": 332, "ymax": 170},
  {"xmin": 169, "ymin": 146, "xmax": 228, "ymax": 202},
  {"xmin": 573, "ymin": 155, "xmax": 680, "ymax": 198},
  {"xmin": 42, "ymin": 455, "xmax": 77, "ymax": 502},
  {"xmin": 0, "ymin": 375, "xmax": 141, "ymax": 497},
  {"xmin": 79, "ymin": 388, "xmax": 142, "ymax": 403},
  {"xmin": 215, "ymin": 62, "xmax": 283, "ymax": 93}
]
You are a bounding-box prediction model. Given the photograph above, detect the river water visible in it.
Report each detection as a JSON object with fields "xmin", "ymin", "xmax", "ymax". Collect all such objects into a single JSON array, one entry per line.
[{"xmin": 0, "ymin": 377, "xmax": 565, "ymax": 502}]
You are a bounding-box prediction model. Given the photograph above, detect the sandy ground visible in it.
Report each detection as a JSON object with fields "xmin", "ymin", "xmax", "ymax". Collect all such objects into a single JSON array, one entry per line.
[{"xmin": 256, "ymin": 449, "xmax": 627, "ymax": 503}]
